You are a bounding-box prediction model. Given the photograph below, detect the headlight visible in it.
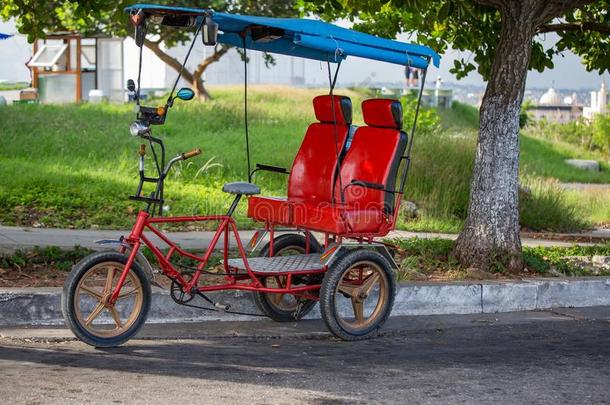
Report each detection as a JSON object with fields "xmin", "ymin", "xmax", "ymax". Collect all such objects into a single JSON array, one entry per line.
[{"xmin": 129, "ymin": 121, "xmax": 149, "ymax": 137}]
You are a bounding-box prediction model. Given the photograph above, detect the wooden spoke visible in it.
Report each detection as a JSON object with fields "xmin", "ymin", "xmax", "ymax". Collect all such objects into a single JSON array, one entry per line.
[
  {"xmin": 351, "ymin": 298, "xmax": 364, "ymax": 324},
  {"xmin": 103, "ymin": 266, "xmax": 116, "ymax": 294},
  {"xmin": 361, "ymin": 272, "xmax": 380, "ymax": 296},
  {"xmin": 338, "ymin": 282, "xmax": 358, "ymax": 297},
  {"xmin": 110, "ymin": 307, "xmax": 123, "ymax": 329},
  {"xmin": 75, "ymin": 261, "xmax": 145, "ymax": 339},
  {"xmin": 333, "ymin": 260, "xmax": 391, "ymax": 333},
  {"xmin": 85, "ymin": 303, "xmax": 105, "ymax": 326},
  {"xmin": 79, "ymin": 285, "xmax": 103, "ymax": 300}
]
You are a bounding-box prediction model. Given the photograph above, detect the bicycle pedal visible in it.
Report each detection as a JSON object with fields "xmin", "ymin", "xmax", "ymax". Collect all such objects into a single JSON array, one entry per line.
[{"xmin": 214, "ymin": 302, "xmax": 231, "ymax": 311}]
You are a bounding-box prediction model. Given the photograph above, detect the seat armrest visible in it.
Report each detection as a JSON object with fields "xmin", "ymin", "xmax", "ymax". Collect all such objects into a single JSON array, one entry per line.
[
  {"xmin": 345, "ymin": 179, "xmax": 397, "ymax": 193},
  {"xmin": 254, "ymin": 163, "xmax": 289, "ymax": 175}
]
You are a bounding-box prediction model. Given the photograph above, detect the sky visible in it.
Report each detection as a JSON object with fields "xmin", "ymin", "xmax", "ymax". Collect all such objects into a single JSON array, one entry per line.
[
  {"xmin": 330, "ymin": 31, "xmax": 609, "ymax": 90},
  {"xmin": 1, "ymin": 19, "xmax": 608, "ymax": 90}
]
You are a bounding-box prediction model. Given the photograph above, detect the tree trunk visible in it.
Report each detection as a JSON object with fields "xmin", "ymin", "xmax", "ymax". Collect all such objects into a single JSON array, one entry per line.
[
  {"xmin": 143, "ymin": 40, "xmax": 230, "ymax": 101},
  {"xmin": 453, "ymin": 5, "xmax": 538, "ymax": 273}
]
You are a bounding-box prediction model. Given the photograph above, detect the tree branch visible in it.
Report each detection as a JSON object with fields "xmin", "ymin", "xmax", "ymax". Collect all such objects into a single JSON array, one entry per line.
[
  {"xmin": 189, "ymin": 44, "xmax": 232, "ymax": 100},
  {"xmin": 537, "ymin": 0, "xmax": 596, "ymax": 24},
  {"xmin": 537, "ymin": 21, "xmax": 610, "ymax": 35},
  {"xmin": 192, "ymin": 44, "xmax": 231, "ymax": 80}
]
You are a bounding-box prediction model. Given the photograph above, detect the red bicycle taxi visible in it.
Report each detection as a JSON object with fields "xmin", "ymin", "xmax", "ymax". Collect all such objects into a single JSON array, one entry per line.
[{"xmin": 61, "ymin": 4, "xmax": 440, "ymax": 347}]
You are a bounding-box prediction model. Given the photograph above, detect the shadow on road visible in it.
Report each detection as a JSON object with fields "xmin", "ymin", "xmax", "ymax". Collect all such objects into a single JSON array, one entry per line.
[{"xmin": 0, "ymin": 318, "xmax": 609, "ymax": 403}]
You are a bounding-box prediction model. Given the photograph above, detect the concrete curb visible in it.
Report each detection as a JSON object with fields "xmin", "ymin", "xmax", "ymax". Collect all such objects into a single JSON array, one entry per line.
[{"xmin": 1, "ymin": 277, "xmax": 609, "ymax": 326}]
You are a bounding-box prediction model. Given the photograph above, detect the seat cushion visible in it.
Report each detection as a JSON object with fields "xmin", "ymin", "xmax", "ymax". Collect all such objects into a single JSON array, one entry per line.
[
  {"xmin": 287, "ymin": 122, "xmax": 349, "ymax": 203},
  {"xmin": 223, "ymin": 182, "xmax": 260, "ymax": 196},
  {"xmin": 291, "ymin": 201, "xmax": 386, "ymax": 235},
  {"xmin": 313, "ymin": 95, "xmax": 352, "ymax": 124},
  {"xmin": 361, "ymin": 98, "xmax": 403, "ymax": 129},
  {"xmin": 336, "ymin": 126, "xmax": 407, "ymax": 213},
  {"xmin": 247, "ymin": 196, "xmax": 291, "ymax": 224}
]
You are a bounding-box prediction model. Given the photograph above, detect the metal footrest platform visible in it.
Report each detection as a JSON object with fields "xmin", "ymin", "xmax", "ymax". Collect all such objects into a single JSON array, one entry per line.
[{"xmin": 227, "ymin": 254, "xmax": 324, "ymax": 274}]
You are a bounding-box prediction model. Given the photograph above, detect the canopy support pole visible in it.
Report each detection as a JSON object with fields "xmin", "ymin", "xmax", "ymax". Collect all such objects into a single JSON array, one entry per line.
[
  {"xmin": 166, "ymin": 19, "xmax": 203, "ymax": 104},
  {"xmin": 242, "ymin": 35, "xmax": 252, "ymax": 183},
  {"xmin": 400, "ymin": 60, "xmax": 429, "ymax": 194},
  {"xmin": 135, "ymin": 38, "xmax": 144, "ymax": 106},
  {"xmin": 327, "ymin": 61, "xmax": 345, "ymax": 205}
]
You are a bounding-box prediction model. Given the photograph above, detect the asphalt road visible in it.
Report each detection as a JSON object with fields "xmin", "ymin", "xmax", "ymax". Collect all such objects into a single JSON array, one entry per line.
[
  {"xmin": 0, "ymin": 308, "xmax": 609, "ymax": 404},
  {"xmin": 1, "ymin": 224, "xmax": 601, "ymax": 254}
]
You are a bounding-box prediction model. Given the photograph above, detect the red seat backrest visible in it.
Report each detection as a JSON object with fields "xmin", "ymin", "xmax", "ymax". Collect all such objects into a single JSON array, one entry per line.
[
  {"xmin": 337, "ymin": 98, "xmax": 407, "ymax": 213},
  {"xmin": 288, "ymin": 95, "xmax": 352, "ymax": 203}
]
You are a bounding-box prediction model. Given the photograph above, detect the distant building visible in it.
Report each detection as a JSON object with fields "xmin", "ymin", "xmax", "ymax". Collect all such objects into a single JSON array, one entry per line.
[
  {"xmin": 530, "ymin": 86, "xmax": 583, "ymax": 123},
  {"xmin": 583, "ymin": 81, "xmax": 608, "ymax": 120}
]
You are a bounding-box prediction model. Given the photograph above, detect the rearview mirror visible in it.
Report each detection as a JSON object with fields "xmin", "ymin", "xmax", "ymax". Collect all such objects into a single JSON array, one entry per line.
[
  {"xmin": 202, "ymin": 17, "xmax": 218, "ymax": 46},
  {"xmin": 176, "ymin": 88, "xmax": 195, "ymax": 101}
]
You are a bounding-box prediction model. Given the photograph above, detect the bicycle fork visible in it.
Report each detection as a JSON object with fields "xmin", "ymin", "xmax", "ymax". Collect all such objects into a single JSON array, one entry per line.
[{"xmin": 109, "ymin": 212, "xmax": 148, "ymax": 304}]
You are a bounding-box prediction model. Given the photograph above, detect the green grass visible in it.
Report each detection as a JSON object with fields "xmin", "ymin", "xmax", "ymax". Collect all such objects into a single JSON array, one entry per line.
[
  {"xmin": 563, "ymin": 187, "xmax": 610, "ymax": 228},
  {"xmin": 521, "ymin": 134, "xmax": 610, "ymax": 184},
  {"xmin": 0, "ymin": 82, "xmax": 29, "ymax": 91},
  {"xmin": 1, "ymin": 246, "xmax": 94, "ymax": 273},
  {"xmin": 437, "ymin": 101, "xmax": 479, "ymax": 130},
  {"xmin": 403, "ymin": 101, "xmax": 609, "ymax": 233},
  {"xmin": 522, "ymin": 243, "xmax": 610, "ymax": 276},
  {"xmin": 2, "ymin": 240, "xmax": 608, "ymax": 286},
  {"xmin": 0, "ymin": 86, "xmax": 365, "ymax": 229},
  {"xmin": 0, "ymin": 89, "xmax": 607, "ymax": 232},
  {"xmin": 391, "ymin": 237, "xmax": 610, "ymax": 280}
]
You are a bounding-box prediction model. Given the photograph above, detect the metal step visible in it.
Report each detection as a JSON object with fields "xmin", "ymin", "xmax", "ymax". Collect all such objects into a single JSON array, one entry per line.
[{"xmin": 227, "ymin": 254, "xmax": 325, "ymax": 274}]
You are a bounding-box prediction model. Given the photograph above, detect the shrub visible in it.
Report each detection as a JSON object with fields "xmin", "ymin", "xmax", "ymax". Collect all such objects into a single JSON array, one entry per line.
[
  {"xmin": 592, "ymin": 114, "xmax": 610, "ymax": 159},
  {"xmin": 526, "ymin": 114, "xmax": 610, "ymax": 155},
  {"xmin": 400, "ymin": 94, "xmax": 441, "ymax": 135}
]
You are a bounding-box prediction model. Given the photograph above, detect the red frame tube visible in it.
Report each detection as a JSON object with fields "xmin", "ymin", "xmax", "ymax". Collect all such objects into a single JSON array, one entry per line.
[{"xmin": 110, "ymin": 210, "xmax": 328, "ymax": 303}]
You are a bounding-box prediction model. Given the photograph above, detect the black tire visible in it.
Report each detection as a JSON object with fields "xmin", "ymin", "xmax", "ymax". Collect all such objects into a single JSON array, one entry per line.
[
  {"xmin": 252, "ymin": 233, "xmax": 321, "ymax": 322},
  {"xmin": 320, "ymin": 249, "xmax": 396, "ymax": 340},
  {"xmin": 61, "ymin": 251, "xmax": 151, "ymax": 347}
]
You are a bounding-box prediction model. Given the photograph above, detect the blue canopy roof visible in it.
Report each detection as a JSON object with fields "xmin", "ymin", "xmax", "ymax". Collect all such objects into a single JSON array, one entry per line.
[
  {"xmin": 125, "ymin": 4, "xmax": 440, "ymax": 69},
  {"xmin": 0, "ymin": 33, "xmax": 12, "ymax": 40}
]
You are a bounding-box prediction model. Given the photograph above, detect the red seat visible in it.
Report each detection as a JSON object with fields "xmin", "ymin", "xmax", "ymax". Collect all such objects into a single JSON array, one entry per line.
[
  {"xmin": 292, "ymin": 201, "xmax": 385, "ymax": 234},
  {"xmin": 247, "ymin": 196, "xmax": 290, "ymax": 224},
  {"xmin": 291, "ymin": 98, "xmax": 407, "ymax": 236},
  {"xmin": 247, "ymin": 95, "xmax": 352, "ymax": 224}
]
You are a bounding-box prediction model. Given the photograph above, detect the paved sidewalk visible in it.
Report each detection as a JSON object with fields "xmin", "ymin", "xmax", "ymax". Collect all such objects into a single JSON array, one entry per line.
[{"xmin": 0, "ymin": 225, "xmax": 603, "ymax": 253}]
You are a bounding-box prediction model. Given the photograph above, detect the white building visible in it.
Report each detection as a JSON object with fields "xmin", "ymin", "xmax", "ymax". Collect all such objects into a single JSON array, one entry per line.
[
  {"xmin": 530, "ymin": 86, "xmax": 583, "ymax": 124},
  {"xmin": 583, "ymin": 81, "xmax": 608, "ymax": 119}
]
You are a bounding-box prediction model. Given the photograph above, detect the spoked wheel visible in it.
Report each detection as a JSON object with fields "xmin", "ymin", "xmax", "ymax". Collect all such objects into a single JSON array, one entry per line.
[
  {"xmin": 253, "ymin": 234, "xmax": 321, "ymax": 322},
  {"xmin": 62, "ymin": 251, "xmax": 151, "ymax": 347},
  {"xmin": 320, "ymin": 249, "xmax": 396, "ymax": 340}
]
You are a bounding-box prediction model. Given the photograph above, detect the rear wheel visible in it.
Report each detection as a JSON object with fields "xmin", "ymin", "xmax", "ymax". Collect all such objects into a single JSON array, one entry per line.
[
  {"xmin": 62, "ymin": 251, "xmax": 151, "ymax": 347},
  {"xmin": 320, "ymin": 249, "xmax": 396, "ymax": 340},
  {"xmin": 253, "ymin": 234, "xmax": 321, "ymax": 322}
]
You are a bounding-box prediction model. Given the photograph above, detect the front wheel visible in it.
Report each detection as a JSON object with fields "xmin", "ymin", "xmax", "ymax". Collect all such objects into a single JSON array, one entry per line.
[
  {"xmin": 61, "ymin": 251, "xmax": 151, "ymax": 347},
  {"xmin": 320, "ymin": 249, "xmax": 396, "ymax": 340}
]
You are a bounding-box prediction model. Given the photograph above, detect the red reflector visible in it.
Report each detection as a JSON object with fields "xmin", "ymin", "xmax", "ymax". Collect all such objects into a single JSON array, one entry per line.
[
  {"xmin": 320, "ymin": 245, "xmax": 338, "ymax": 261},
  {"xmin": 249, "ymin": 231, "xmax": 260, "ymax": 248}
]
